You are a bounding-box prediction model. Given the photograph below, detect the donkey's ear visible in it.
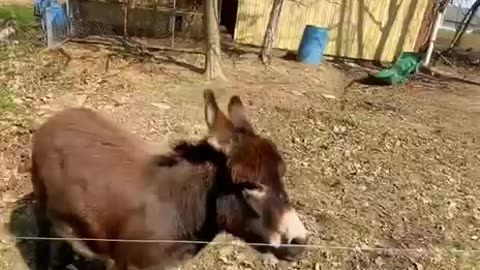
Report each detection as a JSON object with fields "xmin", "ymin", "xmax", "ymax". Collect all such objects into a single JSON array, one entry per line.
[
  {"xmin": 204, "ymin": 89, "xmax": 235, "ymax": 154},
  {"xmin": 228, "ymin": 95, "xmax": 254, "ymax": 133}
]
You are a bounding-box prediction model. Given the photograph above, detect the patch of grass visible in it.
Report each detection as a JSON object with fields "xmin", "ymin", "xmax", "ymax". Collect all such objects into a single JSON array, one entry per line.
[
  {"xmin": 0, "ymin": 5, "xmax": 39, "ymax": 42},
  {"xmin": 0, "ymin": 88, "xmax": 16, "ymax": 112},
  {"xmin": 0, "ymin": 5, "xmax": 35, "ymax": 28}
]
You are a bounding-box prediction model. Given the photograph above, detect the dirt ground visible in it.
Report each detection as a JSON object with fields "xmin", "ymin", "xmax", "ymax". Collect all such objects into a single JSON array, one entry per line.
[{"xmin": 0, "ymin": 35, "xmax": 480, "ymax": 270}]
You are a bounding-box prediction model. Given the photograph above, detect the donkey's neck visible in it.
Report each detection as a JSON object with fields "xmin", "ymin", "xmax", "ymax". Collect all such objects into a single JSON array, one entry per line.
[
  {"xmin": 148, "ymin": 140, "xmax": 229, "ymax": 243},
  {"xmin": 215, "ymin": 193, "xmax": 246, "ymax": 235},
  {"xmin": 171, "ymin": 141, "xmax": 248, "ymax": 239}
]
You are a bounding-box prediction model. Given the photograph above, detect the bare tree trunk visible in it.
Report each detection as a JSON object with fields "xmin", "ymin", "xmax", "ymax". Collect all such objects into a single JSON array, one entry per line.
[
  {"xmin": 445, "ymin": 0, "xmax": 480, "ymax": 53},
  {"xmin": 261, "ymin": 0, "xmax": 284, "ymax": 64},
  {"xmin": 204, "ymin": 0, "xmax": 226, "ymax": 81}
]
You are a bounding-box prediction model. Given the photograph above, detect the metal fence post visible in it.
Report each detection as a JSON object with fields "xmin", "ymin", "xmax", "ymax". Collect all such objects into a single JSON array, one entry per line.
[
  {"xmin": 45, "ymin": 7, "xmax": 54, "ymax": 47},
  {"xmin": 170, "ymin": 0, "xmax": 176, "ymax": 47}
]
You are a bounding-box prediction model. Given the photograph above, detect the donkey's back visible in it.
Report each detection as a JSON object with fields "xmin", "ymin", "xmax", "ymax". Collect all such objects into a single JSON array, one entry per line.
[
  {"xmin": 33, "ymin": 107, "xmax": 148, "ymax": 162},
  {"xmin": 32, "ymin": 108, "xmax": 150, "ymax": 201},
  {"xmin": 31, "ymin": 108, "xmax": 154, "ymax": 267}
]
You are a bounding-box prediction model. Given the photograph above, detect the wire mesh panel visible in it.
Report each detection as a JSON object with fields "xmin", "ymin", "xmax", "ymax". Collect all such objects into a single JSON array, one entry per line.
[
  {"xmin": 69, "ymin": 0, "xmax": 127, "ymax": 38},
  {"xmin": 67, "ymin": 0, "xmax": 205, "ymax": 51}
]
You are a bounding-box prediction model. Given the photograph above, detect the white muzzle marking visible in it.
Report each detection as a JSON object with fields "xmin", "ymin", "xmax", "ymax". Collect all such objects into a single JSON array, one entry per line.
[{"xmin": 269, "ymin": 208, "xmax": 307, "ymax": 247}]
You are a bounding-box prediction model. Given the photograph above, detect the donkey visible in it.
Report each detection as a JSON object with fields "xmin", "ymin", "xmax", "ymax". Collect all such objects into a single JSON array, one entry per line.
[{"xmin": 30, "ymin": 89, "xmax": 308, "ymax": 270}]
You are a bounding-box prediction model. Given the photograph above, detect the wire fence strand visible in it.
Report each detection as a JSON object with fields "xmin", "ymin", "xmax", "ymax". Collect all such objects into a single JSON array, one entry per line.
[{"xmin": 2, "ymin": 236, "xmax": 479, "ymax": 255}]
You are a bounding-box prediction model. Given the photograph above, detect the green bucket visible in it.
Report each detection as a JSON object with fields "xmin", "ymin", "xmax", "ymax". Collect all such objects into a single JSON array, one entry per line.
[{"xmin": 371, "ymin": 52, "xmax": 424, "ymax": 85}]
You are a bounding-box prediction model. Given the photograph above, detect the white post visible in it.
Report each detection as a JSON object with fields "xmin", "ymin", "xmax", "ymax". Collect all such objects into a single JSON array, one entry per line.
[
  {"xmin": 423, "ymin": 7, "xmax": 446, "ymax": 67},
  {"xmin": 45, "ymin": 7, "xmax": 54, "ymax": 47},
  {"xmin": 66, "ymin": 0, "xmax": 71, "ymax": 36},
  {"xmin": 171, "ymin": 0, "xmax": 176, "ymax": 47}
]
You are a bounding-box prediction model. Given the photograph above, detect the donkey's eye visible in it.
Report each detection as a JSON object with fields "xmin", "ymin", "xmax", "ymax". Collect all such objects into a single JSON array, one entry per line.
[{"xmin": 241, "ymin": 191, "xmax": 262, "ymax": 218}]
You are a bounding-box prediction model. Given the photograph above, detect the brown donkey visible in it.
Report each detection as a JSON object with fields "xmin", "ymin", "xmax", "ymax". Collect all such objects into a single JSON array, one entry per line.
[{"xmin": 31, "ymin": 90, "xmax": 308, "ymax": 270}]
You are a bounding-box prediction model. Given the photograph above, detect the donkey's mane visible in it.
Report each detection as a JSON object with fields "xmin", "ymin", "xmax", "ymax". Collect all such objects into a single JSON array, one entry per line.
[{"xmin": 145, "ymin": 139, "xmax": 231, "ymax": 240}]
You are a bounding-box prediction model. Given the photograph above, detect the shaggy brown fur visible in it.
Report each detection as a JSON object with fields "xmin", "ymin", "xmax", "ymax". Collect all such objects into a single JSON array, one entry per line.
[{"xmin": 31, "ymin": 90, "xmax": 306, "ymax": 270}]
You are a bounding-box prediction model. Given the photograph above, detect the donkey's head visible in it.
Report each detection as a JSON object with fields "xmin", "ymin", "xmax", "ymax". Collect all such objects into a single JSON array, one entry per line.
[{"xmin": 204, "ymin": 90, "xmax": 308, "ymax": 261}]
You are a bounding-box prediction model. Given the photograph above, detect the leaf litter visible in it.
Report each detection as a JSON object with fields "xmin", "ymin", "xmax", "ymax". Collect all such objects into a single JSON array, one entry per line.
[{"xmin": 0, "ymin": 42, "xmax": 479, "ymax": 270}]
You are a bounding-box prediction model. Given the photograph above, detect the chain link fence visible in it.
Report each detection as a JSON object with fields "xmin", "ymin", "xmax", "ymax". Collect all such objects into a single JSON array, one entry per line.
[{"xmin": 66, "ymin": 0, "xmax": 205, "ymax": 51}]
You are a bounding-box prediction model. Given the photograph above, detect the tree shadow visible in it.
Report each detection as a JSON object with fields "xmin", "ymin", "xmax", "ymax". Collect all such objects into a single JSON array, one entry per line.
[
  {"xmin": 220, "ymin": 32, "xmax": 262, "ymax": 60},
  {"xmin": 282, "ymin": 50, "xmax": 297, "ymax": 61},
  {"xmin": 373, "ymin": 0, "xmax": 404, "ymax": 61},
  {"xmin": 158, "ymin": 53, "xmax": 204, "ymax": 74},
  {"xmin": 116, "ymin": 38, "xmax": 205, "ymax": 74},
  {"xmin": 393, "ymin": 0, "xmax": 419, "ymax": 58},
  {"xmin": 336, "ymin": 0, "xmax": 420, "ymax": 62},
  {"xmin": 355, "ymin": 75, "xmax": 394, "ymax": 86},
  {"xmin": 356, "ymin": 0, "xmax": 365, "ymax": 59},
  {"xmin": 335, "ymin": 0, "xmax": 348, "ymax": 57}
]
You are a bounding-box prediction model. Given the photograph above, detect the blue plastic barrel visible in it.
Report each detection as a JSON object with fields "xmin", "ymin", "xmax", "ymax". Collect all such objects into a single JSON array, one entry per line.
[
  {"xmin": 43, "ymin": 1, "xmax": 68, "ymax": 46},
  {"xmin": 297, "ymin": 25, "xmax": 329, "ymax": 65},
  {"xmin": 48, "ymin": 2, "xmax": 67, "ymax": 29}
]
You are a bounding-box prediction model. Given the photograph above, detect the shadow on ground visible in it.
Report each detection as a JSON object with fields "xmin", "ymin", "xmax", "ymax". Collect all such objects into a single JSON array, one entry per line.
[
  {"xmin": 8, "ymin": 194, "xmax": 105, "ymax": 270},
  {"xmin": 8, "ymin": 194, "xmax": 36, "ymax": 270}
]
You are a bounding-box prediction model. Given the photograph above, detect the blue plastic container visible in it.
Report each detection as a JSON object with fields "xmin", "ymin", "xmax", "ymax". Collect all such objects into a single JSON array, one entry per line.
[
  {"xmin": 48, "ymin": 2, "xmax": 67, "ymax": 30},
  {"xmin": 34, "ymin": 0, "xmax": 48, "ymax": 17},
  {"xmin": 34, "ymin": 0, "xmax": 68, "ymax": 46},
  {"xmin": 297, "ymin": 25, "xmax": 329, "ymax": 65}
]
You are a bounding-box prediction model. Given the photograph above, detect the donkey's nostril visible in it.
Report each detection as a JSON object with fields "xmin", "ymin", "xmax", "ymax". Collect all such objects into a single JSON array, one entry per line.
[
  {"xmin": 278, "ymin": 208, "xmax": 308, "ymax": 246},
  {"xmin": 271, "ymin": 237, "xmax": 308, "ymax": 261},
  {"xmin": 289, "ymin": 237, "xmax": 307, "ymax": 246}
]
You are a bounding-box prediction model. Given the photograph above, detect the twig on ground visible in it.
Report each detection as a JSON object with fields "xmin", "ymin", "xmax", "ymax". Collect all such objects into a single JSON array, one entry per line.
[
  {"xmin": 420, "ymin": 66, "xmax": 480, "ymax": 86},
  {"xmin": 436, "ymin": 50, "xmax": 457, "ymax": 69}
]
